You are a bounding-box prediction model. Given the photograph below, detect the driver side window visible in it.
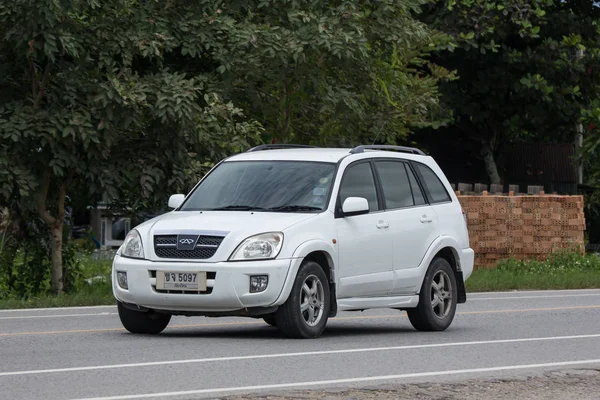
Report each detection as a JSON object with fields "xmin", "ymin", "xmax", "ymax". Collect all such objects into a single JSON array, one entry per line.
[{"xmin": 338, "ymin": 162, "xmax": 380, "ymax": 212}]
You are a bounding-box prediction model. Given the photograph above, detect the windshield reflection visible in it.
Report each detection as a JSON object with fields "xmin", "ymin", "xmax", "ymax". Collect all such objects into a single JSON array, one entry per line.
[{"xmin": 180, "ymin": 161, "xmax": 336, "ymax": 212}]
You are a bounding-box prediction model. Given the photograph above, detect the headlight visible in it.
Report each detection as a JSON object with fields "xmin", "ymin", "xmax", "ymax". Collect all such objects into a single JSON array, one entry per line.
[
  {"xmin": 229, "ymin": 232, "xmax": 283, "ymax": 261},
  {"xmin": 121, "ymin": 229, "xmax": 145, "ymax": 259}
]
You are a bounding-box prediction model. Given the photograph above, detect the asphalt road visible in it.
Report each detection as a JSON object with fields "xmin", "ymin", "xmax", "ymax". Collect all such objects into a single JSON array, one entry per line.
[{"xmin": 1, "ymin": 289, "xmax": 600, "ymax": 400}]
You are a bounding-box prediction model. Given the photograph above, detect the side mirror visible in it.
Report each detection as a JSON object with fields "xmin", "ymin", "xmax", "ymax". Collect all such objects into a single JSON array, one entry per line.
[
  {"xmin": 342, "ymin": 197, "xmax": 369, "ymax": 216},
  {"xmin": 168, "ymin": 194, "xmax": 185, "ymax": 209}
]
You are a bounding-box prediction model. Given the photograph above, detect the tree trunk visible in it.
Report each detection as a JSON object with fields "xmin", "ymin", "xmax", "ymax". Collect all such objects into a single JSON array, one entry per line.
[
  {"xmin": 37, "ymin": 171, "xmax": 67, "ymax": 294},
  {"xmin": 481, "ymin": 141, "xmax": 501, "ymax": 185},
  {"xmin": 278, "ymin": 80, "xmax": 292, "ymax": 141},
  {"xmin": 50, "ymin": 224, "xmax": 63, "ymax": 293},
  {"xmin": 29, "ymin": 40, "xmax": 63, "ymax": 293}
]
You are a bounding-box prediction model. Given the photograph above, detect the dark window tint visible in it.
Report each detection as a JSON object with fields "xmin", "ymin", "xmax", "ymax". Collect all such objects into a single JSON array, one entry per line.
[
  {"xmin": 406, "ymin": 165, "xmax": 426, "ymax": 205},
  {"xmin": 414, "ymin": 163, "xmax": 451, "ymax": 203},
  {"xmin": 339, "ymin": 162, "xmax": 379, "ymax": 212},
  {"xmin": 375, "ymin": 161, "xmax": 414, "ymax": 209}
]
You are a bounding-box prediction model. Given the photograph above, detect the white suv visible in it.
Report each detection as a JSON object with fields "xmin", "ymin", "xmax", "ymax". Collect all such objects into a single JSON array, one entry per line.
[{"xmin": 112, "ymin": 144, "xmax": 474, "ymax": 338}]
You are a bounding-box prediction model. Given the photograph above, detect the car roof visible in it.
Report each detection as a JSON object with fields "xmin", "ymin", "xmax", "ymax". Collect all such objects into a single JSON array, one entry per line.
[{"xmin": 226, "ymin": 148, "xmax": 430, "ymax": 163}]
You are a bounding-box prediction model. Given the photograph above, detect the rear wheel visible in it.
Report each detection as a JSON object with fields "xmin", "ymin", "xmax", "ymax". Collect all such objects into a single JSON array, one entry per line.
[
  {"xmin": 262, "ymin": 314, "xmax": 277, "ymax": 327},
  {"xmin": 275, "ymin": 261, "xmax": 330, "ymax": 338},
  {"xmin": 407, "ymin": 257, "xmax": 457, "ymax": 331},
  {"xmin": 117, "ymin": 302, "xmax": 171, "ymax": 334}
]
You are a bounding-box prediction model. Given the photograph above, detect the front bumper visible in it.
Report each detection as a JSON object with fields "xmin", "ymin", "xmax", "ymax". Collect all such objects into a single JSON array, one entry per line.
[{"xmin": 112, "ymin": 255, "xmax": 293, "ymax": 313}]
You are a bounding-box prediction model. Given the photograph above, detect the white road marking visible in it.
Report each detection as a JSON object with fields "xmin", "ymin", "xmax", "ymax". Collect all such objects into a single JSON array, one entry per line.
[
  {"xmin": 469, "ymin": 289, "xmax": 600, "ymax": 296},
  {"xmin": 1, "ymin": 333, "xmax": 599, "ymax": 378},
  {"xmin": 0, "ymin": 305, "xmax": 116, "ymax": 313},
  {"xmin": 69, "ymin": 359, "xmax": 600, "ymax": 400},
  {"xmin": 0, "ymin": 312, "xmax": 117, "ymax": 320},
  {"xmin": 469, "ymin": 293, "xmax": 600, "ymax": 301}
]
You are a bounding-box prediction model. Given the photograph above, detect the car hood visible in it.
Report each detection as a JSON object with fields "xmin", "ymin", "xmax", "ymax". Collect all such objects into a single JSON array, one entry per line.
[{"xmin": 135, "ymin": 211, "xmax": 317, "ymax": 261}]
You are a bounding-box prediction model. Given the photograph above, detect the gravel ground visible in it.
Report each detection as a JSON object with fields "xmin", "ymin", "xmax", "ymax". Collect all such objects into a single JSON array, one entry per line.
[{"xmin": 223, "ymin": 369, "xmax": 600, "ymax": 400}]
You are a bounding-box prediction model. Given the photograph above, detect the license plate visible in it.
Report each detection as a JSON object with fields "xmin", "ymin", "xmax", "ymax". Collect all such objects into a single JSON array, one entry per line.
[{"xmin": 156, "ymin": 271, "xmax": 207, "ymax": 291}]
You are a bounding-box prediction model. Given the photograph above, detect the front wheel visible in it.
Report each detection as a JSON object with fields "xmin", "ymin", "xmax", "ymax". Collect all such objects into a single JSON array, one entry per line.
[
  {"xmin": 407, "ymin": 257, "xmax": 458, "ymax": 331},
  {"xmin": 275, "ymin": 261, "xmax": 330, "ymax": 338},
  {"xmin": 117, "ymin": 302, "xmax": 171, "ymax": 334}
]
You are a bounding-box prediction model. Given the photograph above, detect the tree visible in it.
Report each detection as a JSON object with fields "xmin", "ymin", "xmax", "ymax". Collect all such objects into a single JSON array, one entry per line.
[
  {"xmin": 0, "ymin": 0, "xmax": 449, "ymax": 295},
  {"xmin": 215, "ymin": 0, "xmax": 454, "ymax": 146},
  {"xmin": 0, "ymin": 0, "xmax": 262, "ymax": 293},
  {"xmin": 420, "ymin": 0, "xmax": 600, "ymax": 184}
]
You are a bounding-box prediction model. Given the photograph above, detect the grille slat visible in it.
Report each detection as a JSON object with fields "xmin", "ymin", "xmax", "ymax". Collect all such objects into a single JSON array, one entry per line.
[{"xmin": 154, "ymin": 235, "xmax": 224, "ymax": 259}]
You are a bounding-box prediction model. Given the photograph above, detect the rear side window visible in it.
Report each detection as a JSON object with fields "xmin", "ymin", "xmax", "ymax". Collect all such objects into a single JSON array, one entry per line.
[
  {"xmin": 406, "ymin": 165, "xmax": 426, "ymax": 205},
  {"xmin": 414, "ymin": 163, "xmax": 451, "ymax": 203},
  {"xmin": 339, "ymin": 162, "xmax": 379, "ymax": 212},
  {"xmin": 375, "ymin": 161, "xmax": 414, "ymax": 209}
]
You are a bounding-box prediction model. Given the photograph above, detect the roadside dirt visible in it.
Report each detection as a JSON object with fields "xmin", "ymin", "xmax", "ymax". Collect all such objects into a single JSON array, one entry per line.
[{"xmin": 221, "ymin": 369, "xmax": 600, "ymax": 400}]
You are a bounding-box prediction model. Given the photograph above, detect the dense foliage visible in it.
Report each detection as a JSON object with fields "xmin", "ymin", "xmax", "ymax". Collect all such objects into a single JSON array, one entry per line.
[
  {"xmin": 1, "ymin": 0, "xmax": 600, "ymax": 297},
  {"xmin": 421, "ymin": 0, "xmax": 600, "ymax": 183}
]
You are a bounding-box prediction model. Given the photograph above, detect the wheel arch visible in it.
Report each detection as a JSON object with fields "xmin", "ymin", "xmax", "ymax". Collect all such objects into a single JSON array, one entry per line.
[
  {"xmin": 418, "ymin": 237, "xmax": 467, "ymax": 304},
  {"xmin": 303, "ymin": 250, "xmax": 338, "ymax": 317},
  {"xmin": 272, "ymin": 240, "xmax": 338, "ymax": 316},
  {"xmin": 432, "ymin": 246, "xmax": 466, "ymax": 303}
]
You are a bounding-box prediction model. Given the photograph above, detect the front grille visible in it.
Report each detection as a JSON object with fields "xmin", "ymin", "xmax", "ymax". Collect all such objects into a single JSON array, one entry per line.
[{"xmin": 154, "ymin": 235, "xmax": 224, "ymax": 259}]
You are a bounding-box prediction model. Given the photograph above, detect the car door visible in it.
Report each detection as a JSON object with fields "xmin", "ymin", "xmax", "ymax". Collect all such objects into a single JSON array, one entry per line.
[
  {"xmin": 373, "ymin": 160, "xmax": 439, "ymax": 295},
  {"xmin": 335, "ymin": 161, "xmax": 394, "ymax": 298},
  {"xmin": 411, "ymin": 161, "xmax": 460, "ymax": 243}
]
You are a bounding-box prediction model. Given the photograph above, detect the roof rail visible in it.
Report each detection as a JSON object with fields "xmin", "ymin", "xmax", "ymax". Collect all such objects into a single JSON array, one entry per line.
[
  {"xmin": 246, "ymin": 144, "xmax": 319, "ymax": 152},
  {"xmin": 349, "ymin": 145, "xmax": 426, "ymax": 155}
]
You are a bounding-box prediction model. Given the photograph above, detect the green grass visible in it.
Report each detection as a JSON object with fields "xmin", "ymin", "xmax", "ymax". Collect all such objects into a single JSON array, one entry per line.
[
  {"xmin": 1, "ymin": 251, "xmax": 599, "ymax": 309},
  {"xmin": 0, "ymin": 284, "xmax": 115, "ymax": 309},
  {"xmin": 466, "ymin": 269, "xmax": 600, "ymax": 292},
  {"xmin": 466, "ymin": 251, "xmax": 600, "ymax": 292}
]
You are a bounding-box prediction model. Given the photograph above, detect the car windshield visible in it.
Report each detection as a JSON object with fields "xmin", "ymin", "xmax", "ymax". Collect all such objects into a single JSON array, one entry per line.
[{"xmin": 179, "ymin": 160, "xmax": 336, "ymax": 212}]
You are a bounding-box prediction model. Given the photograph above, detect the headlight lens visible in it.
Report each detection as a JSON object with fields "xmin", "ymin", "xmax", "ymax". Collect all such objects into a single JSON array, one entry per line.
[
  {"xmin": 229, "ymin": 232, "xmax": 283, "ymax": 261},
  {"xmin": 121, "ymin": 229, "xmax": 145, "ymax": 259}
]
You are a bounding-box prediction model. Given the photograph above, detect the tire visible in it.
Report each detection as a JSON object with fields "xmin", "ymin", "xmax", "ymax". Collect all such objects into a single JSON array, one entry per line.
[
  {"xmin": 275, "ymin": 261, "xmax": 331, "ymax": 339},
  {"xmin": 263, "ymin": 314, "xmax": 277, "ymax": 327},
  {"xmin": 407, "ymin": 257, "xmax": 458, "ymax": 332},
  {"xmin": 117, "ymin": 301, "xmax": 171, "ymax": 334}
]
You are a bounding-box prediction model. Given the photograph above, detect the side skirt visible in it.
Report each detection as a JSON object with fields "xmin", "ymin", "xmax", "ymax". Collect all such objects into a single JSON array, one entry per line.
[{"xmin": 337, "ymin": 295, "xmax": 419, "ymax": 312}]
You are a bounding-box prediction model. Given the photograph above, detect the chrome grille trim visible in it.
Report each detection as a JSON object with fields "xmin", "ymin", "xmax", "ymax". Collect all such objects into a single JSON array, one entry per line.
[{"xmin": 153, "ymin": 235, "xmax": 225, "ymax": 259}]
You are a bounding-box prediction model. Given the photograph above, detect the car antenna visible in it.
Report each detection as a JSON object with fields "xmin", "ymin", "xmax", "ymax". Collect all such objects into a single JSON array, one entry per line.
[{"xmin": 371, "ymin": 121, "xmax": 387, "ymax": 145}]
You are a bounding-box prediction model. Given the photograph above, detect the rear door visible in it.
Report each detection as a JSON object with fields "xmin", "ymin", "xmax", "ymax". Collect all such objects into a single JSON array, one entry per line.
[
  {"xmin": 373, "ymin": 159, "xmax": 439, "ymax": 295},
  {"xmin": 411, "ymin": 161, "xmax": 466, "ymax": 247}
]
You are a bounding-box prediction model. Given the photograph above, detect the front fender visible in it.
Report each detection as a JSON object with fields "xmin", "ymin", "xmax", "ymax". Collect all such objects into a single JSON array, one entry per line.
[{"xmin": 271, "ymin": 240, "xmax": 337, "ymax": 306}]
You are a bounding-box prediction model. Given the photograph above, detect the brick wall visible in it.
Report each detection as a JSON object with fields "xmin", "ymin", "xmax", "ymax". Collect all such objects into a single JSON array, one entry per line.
[{"xmin": 458, "ymin": 195, "xmax": 586, "ymax": 268}]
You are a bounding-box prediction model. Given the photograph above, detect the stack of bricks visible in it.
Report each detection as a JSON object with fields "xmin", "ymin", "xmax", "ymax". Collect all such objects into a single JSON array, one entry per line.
[{"xmin": 458, "ymin": 195, "xmax": 586, "ymax": 268}]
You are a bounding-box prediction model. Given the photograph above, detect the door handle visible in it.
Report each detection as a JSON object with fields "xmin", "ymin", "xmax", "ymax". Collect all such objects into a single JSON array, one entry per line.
[
  {"xmin": 420, "ymin": 215, "xmax": 433, "ymax": 223},
  {"xmin": 376, "ymin": 221, "xmax": 389, "ymax": 229}
]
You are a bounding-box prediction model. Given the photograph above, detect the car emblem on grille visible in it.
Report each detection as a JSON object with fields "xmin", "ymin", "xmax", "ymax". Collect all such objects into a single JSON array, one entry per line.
[{"xmin": 176, "ymin": 234, "xmax": 199, "ymax": 250}]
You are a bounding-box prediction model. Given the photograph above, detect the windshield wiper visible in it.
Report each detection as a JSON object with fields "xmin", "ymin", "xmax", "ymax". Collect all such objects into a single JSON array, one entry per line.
[
  {"xmin": 268, "ymin": 205, "xmax": 322, "ymax": 212},
  {"xmin": 209, "ymin": 205, "xmax": 266, "ymax": 211}
]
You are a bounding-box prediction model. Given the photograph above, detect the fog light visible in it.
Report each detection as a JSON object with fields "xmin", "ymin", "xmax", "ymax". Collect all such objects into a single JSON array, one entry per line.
[
  {"xmin": 117, "ymin": 271, "xmax": 128, "ymax": 290},
  {"xmin": 250, "ymin": 275, "xmax": 268, "ymax": 293}
]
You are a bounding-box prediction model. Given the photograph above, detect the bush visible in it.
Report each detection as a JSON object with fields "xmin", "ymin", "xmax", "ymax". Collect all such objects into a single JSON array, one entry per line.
[
  {"xmin": 0, "ymin": 250, "xmax": 113, "ymax": 303},
  {"xmin": 0, "ymin": 210, "xmax": 87, "ymax": 299}
]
